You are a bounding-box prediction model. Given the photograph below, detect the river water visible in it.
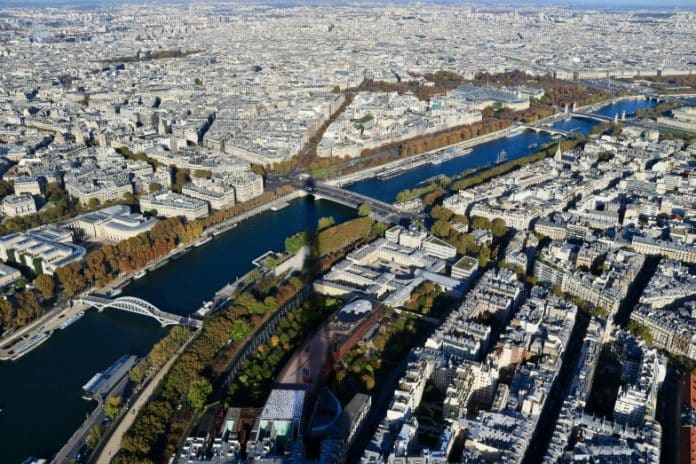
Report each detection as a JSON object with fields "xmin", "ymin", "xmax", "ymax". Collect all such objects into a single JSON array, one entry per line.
[
  {"xmin": 0, "ymin": 197, "xmax": 356, "ymax": 463},
  {"xmin": 345, "ymin": 98, "xmax": 658, "ymax": 203},
  {"xmin": 0, "ymin": 98, "xmax": 657, "ymax": 463}
]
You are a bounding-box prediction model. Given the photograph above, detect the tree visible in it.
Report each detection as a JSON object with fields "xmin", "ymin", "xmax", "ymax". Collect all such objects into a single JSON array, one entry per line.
[
  {"xmin": 187, "ymin": 378, "xmax": 212, "ymax": 410},
  {"xmin": 32, "ymin": 257, "xmax": 43, "ymax": 276},
  {"xmin": 430, "ymin": 205, "xmax": 454, "ymax": 221},
  {"xmin": 88, "ymin": 198, "xmax": 100, "ymax": 209},
  {"xmin": 86, "ymin": 424, "xmax": 104, "ymax": 449},
  {"xmin": 0, "ymin": 180, "xmax": 13, "ymax": 200},
  {"xmin": 285, "ymin": 230, "xmax": 309, "ymax": 254},
  {"xmin": 193, "ymin": 169, "xmax": 212, "ymax": 179},
  {"xmin": 357, "ymin": 203, "xmax": 371, "ymax": 217},
  {"xmin": 104, "ymin": 395, "xmax": 122, "ymax": 421},
  {"xmin": 317, "ymin": 216, "xmax": 335, "ymax": 231},
  {"xmin": 431, "ymin": 219, "xmax": 451, "ymax": 238},
  {"xmin": 478, "ymin": 246, "xmax": 491, "ymax": 268},
  {"xmin": 34, "ymin": 274, "xmax": 55, "ymax": 300},
  {"xmin": 148, "ymin": 182, "xmax": 162, "ymax": 193},
  {"xmin": 491, "ymin": 218, "xmax": 507, "ymax": 238},
  {"xmin": 471, "ymin": 216, "xmax": 491, "ymax": 230},
  {"xmin": 289, "ymin": 276, "xmax": 304, "ymax": 290},
  {"xmin": 229, "ymin": 319, "xmax": 251, "ymax": 342},
  {"xmin": 627, "ymin": 321, "xmax": 653, "ymax": 344}
]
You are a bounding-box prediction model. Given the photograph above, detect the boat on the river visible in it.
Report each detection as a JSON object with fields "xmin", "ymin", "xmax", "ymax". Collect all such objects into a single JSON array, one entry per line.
[
  {"xmin": 59, "ymin": 311, "xmax": 85, "ymax": 330},
  {"xmin": 10, "ymin": 331, "xmax": 53, "ymax": 359},
  {"xmin": 149, "ymin": 258, "xmax": 169, "ymax": 271},
  {"xmin": 133, "ymin": 270, "xmax": 147, "ymax": 280},
  {"xmin": 194, "ymin": 236, "xmax": 213, "ymax": 248}
]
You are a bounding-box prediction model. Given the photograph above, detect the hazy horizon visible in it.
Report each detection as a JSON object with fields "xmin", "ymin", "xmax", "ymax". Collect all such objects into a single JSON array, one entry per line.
[{"xmin": 2, "ymin": 0, "xmax": 695, "ymax": 10}]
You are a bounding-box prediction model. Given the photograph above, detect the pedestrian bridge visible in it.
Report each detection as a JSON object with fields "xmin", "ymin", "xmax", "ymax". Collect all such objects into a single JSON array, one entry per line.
[{"xmin": 80, "ymin": 295, "xmax": 202, "ymax": 328}]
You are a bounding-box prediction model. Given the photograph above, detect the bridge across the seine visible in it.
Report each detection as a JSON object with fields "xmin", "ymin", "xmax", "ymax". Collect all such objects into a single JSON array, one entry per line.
[
  {"xmin": 79, "ymin": 295, "xmax": 203, "ymax": 328},
  {"xmin": 313, "ymin": 183, "xmax": 423, "ymax": 224}
]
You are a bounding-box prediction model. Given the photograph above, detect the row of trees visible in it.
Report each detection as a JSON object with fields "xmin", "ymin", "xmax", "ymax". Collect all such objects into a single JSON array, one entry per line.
[
  {"xmin": 396, "ymin": 177, "xmax": 450, "ymax": 203},
  {"xmin": 404, "ymin": 281, "xmax": 443, "ymax": 315},
  {"xmin": 197, "ymin": 185, "xmax": 294, "ymax": 229},
  {"xmin": 331, "ymin": 313, "xmax": 419, "ymax": 404},
  {"xmin": 395, "ymin": 119, "xmax": 511, "ymax": 159},
  {"xmin": 284, "ymin": 216, "xmax": 376, "ymax": 257},
  {"xmin": 117, "ymin": 274, "xmax": 307, "ymax": 463},
  {"xmin": 55, "ymin": 216, "xmax": 202, "ymax": 296},
  {"xmin": 129, "ymin": 325, "xmax": 192, "ymax": 384},
  {"xmin": 0, "ymin": 290, "xmax": 44, "ymax": 333},
  {"xmin": 449, "ymin": 137, "xmax": 585, "ymax": 192},
  {"xmin": 227, "ymin": 296, "xmax": 332, "ymax": 406}
]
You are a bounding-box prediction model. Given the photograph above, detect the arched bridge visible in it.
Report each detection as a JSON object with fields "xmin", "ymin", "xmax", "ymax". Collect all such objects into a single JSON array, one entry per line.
[
  {"xmin": 569, "ymin": 112, "xmax": 615, "ymax": 123},
  {"xmin": 517, "ymin": 124, "xmax": 575, "ymax": 137},
  {"xmin": 313, "ymin": 183, "xmax": 423, "ymax": 224},
  {"xmin": 79, "ymin": 295, "xmax": 202, "ymax": 328}
]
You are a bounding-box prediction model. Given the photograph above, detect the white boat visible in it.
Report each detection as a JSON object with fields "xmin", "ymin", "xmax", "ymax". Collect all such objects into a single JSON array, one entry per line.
[
  {"xmin": 194, "ymin": 236, "xmax": 213, "ymax": 248},
  {"xmin": 59, "ymin": 311, "xmax": 85, "ymax": 330},
  {"xmin": 133, "ymin": 270, "xmax": 147, "ymax": 280},
  {"xmin": 109, "ymin": 288, "xmax": 123, "ymax": 297},
  {"xmin": 507, "ymin": 127, "xmax": 525, "ymax": 137},
  {"xmin": 270, "ymin": 201, "xmax": 289, "ymax": 212},
  {"xmin": 11, "ymin": 331, "xmax": 53, "ymax": 359}
]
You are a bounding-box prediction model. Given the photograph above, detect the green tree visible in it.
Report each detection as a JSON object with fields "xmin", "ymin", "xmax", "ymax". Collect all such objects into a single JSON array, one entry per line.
[
  {"xmin": 0, "ymin": 180, "xmax": 13, "ymax": 200},
  {"xmin": 431, "ymin": 219, "xmax": 451, "ymax": 238},
  {"xmin": 285, "ymin": 230, "xmax": 309, "ymax": 254},
  {"xmin": 104, "ymin": 395, "xmax": 122, "ymax": 421},
  {"xmin": 34, "ymin": 274, "xmax": 55, "ymax": 300},
  {"xmin": 187, "ymin": 378, "xmax": 212, "ymax": 410},
  {"xmin": 88, "ymin": 198, "xmax": 100, "ymax": 209},
  {"xmin": 148, "ymin": 182, "xmax": 162, "ymax": 193},
  {"xmin": 289, "ymin": 276, "xmax": 304, "ymax": 290},
  {"xmin": 357, "ymin": 203, "xmax": 371, "ymax": 217},
  {"xmin": 229, "ymin": 319, "xmax": 251, "ymax": 342},
  {"xmin": 32, "ymin": 257, "xmax": 43, "ymax": 275},
  {"xmin": 317, "ymin": 216, "xmax": 335, "ymax": 231},
  {"xmin": 86, "ymin": 424, "xmax": 104, "ymax": 449},
  {"xmin": 193, "ymin": 169, "xmax": 212, "ymax": 179},
  {"xmin": 627, "ymin": 321, "xmax": 653, "ymax": 344},
  {"xmin": 471, "ymin": 216, "xmax": 491, "ymax": 230},
  {"xmin": 478, "ymin": 246, "xmax": 491, "ymax": 268},
  {"xmin": 491, "ymin": 218, "xmax": 507, "ymax": 238},
  {"xmin": 430, "ymin": 205, "xmax": 454, "ymax": 221}
]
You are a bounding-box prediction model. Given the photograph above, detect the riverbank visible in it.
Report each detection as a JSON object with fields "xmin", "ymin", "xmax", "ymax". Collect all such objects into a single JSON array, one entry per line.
[
  {"xmin": 328, "ymin": 127, "xmax": 512, "ymax": 187},
  {"xmin": 0, "ymin": 188, "xmax": 311, "ymax": 362},
  {"xmin": 324, "ymin": 95, "xmax": 644, "ymax": 189}
]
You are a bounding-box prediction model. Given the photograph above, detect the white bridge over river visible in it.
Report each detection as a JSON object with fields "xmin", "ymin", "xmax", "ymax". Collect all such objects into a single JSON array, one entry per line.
[{"xmin": 79, "ymin": 295, "xmax": 202, "ymax": 328}]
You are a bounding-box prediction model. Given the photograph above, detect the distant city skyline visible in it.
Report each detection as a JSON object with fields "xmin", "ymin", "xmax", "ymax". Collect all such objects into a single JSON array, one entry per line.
[{"xmin": 3, "ymin": 0, "xmax": 696, "ymax": 9}]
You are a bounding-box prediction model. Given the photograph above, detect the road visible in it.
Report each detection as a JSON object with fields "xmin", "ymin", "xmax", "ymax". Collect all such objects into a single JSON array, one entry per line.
[
  {"xmin": 94, "ymin": 333, "xmax": 196, "ymax": 464},
  {"xmin": 53, "ymin": 375, "xmax": 132, "ymax": 464}
]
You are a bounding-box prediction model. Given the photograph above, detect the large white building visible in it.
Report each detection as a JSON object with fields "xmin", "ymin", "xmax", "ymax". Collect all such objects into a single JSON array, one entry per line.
[
  {"xmin": 140, "ymin": 190, "xmax": 209, "ymax": 220},
  {"xmin": 66, "ymin": 205, "xmax": 157, "ymax": 242},
  {"xmin": 1, "ymin": 193, "xmax": 37, "ymax": 217},
  {"xmin": 0, "ymin": 226, "xmax": 86, "ymax": 275}
]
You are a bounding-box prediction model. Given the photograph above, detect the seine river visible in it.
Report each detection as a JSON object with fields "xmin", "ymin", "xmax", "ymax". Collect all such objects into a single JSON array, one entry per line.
[
  {"xmin": 0, "ymin": 98, "xmax": 657, "ymax": 463},
  {"xmin": 0, "ymin": 197, "xmax": 356, "ymax": 463}
]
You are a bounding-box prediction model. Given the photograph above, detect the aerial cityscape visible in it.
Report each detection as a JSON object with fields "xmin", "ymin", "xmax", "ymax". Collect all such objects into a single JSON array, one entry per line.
[{"xmin": 0, "ymin": 1, "xmax": 695, "ymax": 464}]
